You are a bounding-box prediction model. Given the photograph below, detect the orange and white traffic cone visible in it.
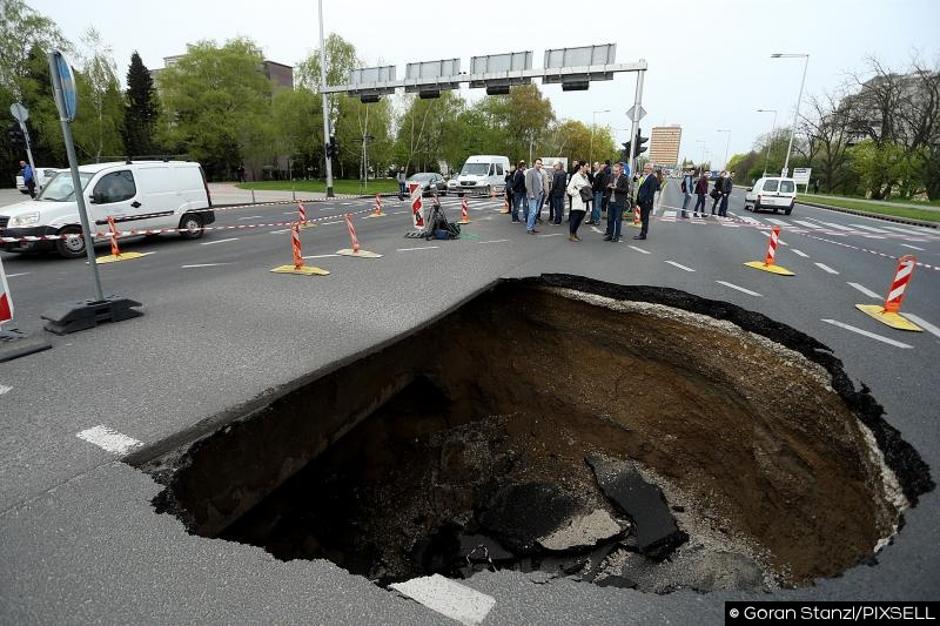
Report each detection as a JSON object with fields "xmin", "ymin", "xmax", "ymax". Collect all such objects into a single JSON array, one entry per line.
[
  {"xmin": 855, "ymin": 255, "xmax": 922, "ymax": 331},
  {"xmin": 297, "ymin": 201, "xmax": 315, "ymax": 229},
  {"xmin": 271, "ymin": 222, "xmax": 329, "ymax": 275},
  {"xmin": 371, "ymin": 194, "xmax": 385, "ymax": 217},
  {"xmin": 630, "ymin": 206, "xmax": 642, "ymax": 228},
  {"xmin": 410, "ymin": 182, "xmax": 425, "ymax": 229},
  {"xmin": 337, "ymin": 213, "xmax": 382, "ymax": 258},
  {"xmin": 744, "ymin": 225, "xmax": 794, "ymax": 275},
  {"xmin": 97, "ymin": 215, "xmax": 150, "ymax": 263},
  {"xmin": 108, "ymin": 215, "xmax": 121, "ymax": 257},
  {"xmin": 458, "ymin": 197, "xmax": 471, "ymax": 224}
]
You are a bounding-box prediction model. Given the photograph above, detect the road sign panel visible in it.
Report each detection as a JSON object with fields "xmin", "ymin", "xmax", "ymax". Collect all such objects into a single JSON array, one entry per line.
[
  {"xmin": 52, "ymin": 50, "xmax": 77, "ymax": 122},
  {"xmin": 627, "ymin": 105, "xmax": 647, "ymax": 121},
  {"xmin": 792, "ymin": 167, "xmax": 812, "ymax": 185},
  {"xmin": 9, "ymin": 102, "xmax": 28, "ymax": 123}
]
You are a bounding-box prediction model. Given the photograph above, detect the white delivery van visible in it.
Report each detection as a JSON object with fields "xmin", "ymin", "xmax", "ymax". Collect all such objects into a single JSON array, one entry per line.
[
  {"xmin": 446, "ymin": 155, "xmax": 511, "ymax": 196},
  {"xmin": 744, "ymin": 177, "xmax": 797, "ymax": 214},
  {"xmin": 0, "ymin": 160, "xmax": 214, "ymax": 258}
]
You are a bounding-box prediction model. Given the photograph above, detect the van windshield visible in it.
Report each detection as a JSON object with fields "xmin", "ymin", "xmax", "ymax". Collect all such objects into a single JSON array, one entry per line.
[
  {"xmin": 460, "ymin": 163, "xmax": 490, "ymax": 176},
  {"xmin": 38, "ymin": 172, "xmax": 93, "ymax": 202}
]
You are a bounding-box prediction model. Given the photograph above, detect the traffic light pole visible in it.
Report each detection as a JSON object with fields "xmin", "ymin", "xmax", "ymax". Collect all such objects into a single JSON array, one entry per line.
[
  {"xmin": 318, "ymin": 0, "xmax": 334, "ymax": 198},
  {"xmin": 627, "ymin": 70, "xmax": 645, "ymax": 174}
]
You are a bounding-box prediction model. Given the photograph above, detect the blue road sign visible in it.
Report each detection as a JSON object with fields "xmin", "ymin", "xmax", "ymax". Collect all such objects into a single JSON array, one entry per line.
[{"xmin": 52, "ymin": 51, "xmax": 77, "ymax": 122}]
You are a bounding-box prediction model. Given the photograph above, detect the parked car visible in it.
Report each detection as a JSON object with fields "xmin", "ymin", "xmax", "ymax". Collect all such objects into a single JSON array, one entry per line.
[
  {"xmin": 446, "ymin": 155, "xmax": 510, "ymax": 196},
  {"xmin": 15, "ymin": 167, "xmax": 61, "ymax": 194},
  {"xmin": 408, "ymin": 172, "xmax": 447, "ymax": 196},
  {"xmin": 744, "ymin": 177, "xmax": 797, "ymax": 214},
  {"xmin": 1, "ymin": 160, "xmax": 215, "ymax": 258}
]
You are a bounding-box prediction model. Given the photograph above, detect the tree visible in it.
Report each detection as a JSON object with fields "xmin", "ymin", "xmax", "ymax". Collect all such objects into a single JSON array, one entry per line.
[
  {"xmin": 71, "ymin": 28, "xmax": 123, "ymax": 162},
  {"xmin": 799, "ymin": 91, "xmax": 853, "ymax": 193},
  {"xmin": 122, "ymin": 52, "xmax": 159, "ymax": 157},
  {"xmin": 157, "ymin": 38, "xmax": 275, "ymax": 180},
  {"xmin": 393, "ymin": 91, "xmax": 465, "ymax": 173},
  {"xmin": 271, "ymin": 87, "xmax": 323, "ymax": 178},
  {"xmin": 0, "ymin": 0, "xmax": 69, "ymax": 97},
  {"xmin": 541, "ymin": 120, "xmax": 615, "ymax": 164},
  {"xmin": 333, "ymin": 95, "xmax": 393, "ymax": 180},
  {"xmin": 295, "ymin": 33, "xmax": 359, "ymax": 126}
]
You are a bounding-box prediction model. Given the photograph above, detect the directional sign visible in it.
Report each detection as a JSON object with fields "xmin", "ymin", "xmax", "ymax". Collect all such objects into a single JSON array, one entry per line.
[
  {"xmin": 9, "ymin": 102, "xmax": 28, "ymax": 123},
  {"xmin": 792, "ymin": 167, "xmax": 812, "ymax": 185},
  {"xmin": 51, "ymin": 50, "xmax": 77, "ymax": 122},
  {"xmin": 627, "ymin": 105, "xmax": 647, "ymax": 122},
  {"xmin": 0, "ymin": 255, "xmax": 13, "ymax": 325}
]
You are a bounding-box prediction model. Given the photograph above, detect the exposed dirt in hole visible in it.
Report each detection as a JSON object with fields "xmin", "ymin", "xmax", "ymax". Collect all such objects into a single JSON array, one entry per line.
[{"xmin": 144, "ymin": 277, "xmax": 933, "ymax": 594}]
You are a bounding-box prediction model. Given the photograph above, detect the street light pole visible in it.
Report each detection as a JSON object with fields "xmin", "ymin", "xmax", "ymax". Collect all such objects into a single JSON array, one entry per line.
[
  {"xmin": 318, "ymin": 0, "xmax": 334, "ymax": 198},
  {"xmin": 717, "ymin": 129, "xmax": 731, "ymax": 170},
  {"xmin": 590, "ymin": 109, "xmax": 610, "ymax": 165},
  {"xmin": 772, "ymin": 53, "xmax": 810, "ymax": 178},
  {"xmin": 756, "ymin": 108, "xmax": 778, "ymax": 177},
  {"xmin": 627, "ymin": 70, "xmax": 646, "ymax": 173}
]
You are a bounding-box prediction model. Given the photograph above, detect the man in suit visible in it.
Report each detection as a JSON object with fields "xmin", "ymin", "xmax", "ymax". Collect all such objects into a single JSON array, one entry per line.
[
  {"xmin": 511, "ymin": 161, "xmax": 527, "ymax": 222},
  {"xmin": 680, "ymin": 167, "xmax": 695, "ymax": 218},
  {"xmin": 549, "ymin": 162, "xmax": 567, "ymax": 224},
  {"xmin": 633, "ymin": 162, "xmax": 659, "ymax": 240},
  {"xmin": 524, "ymin": 158, "xmax": 544, "ymax": 234},
  {"xmin": 603, "ymin": 162, "xmax": 631, "ymax": 242}
]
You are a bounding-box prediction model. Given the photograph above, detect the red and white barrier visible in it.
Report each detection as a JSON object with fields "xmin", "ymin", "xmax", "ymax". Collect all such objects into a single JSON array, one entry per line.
[
  {"xmin": 344, "ymin": 213, "xmax": 361, "ymax": 254},
  {"xmin": 0, "ymin": 255, "xmax": 13, "ymax": 326},
  {"xmin": 409, "ymin": 182, "xmax": 425, "ymax": 229},
  {"xmin": 884, "ymin": 255, "xmax": 916, "ymax": 313},
  {"xmin": 458, "ymin": 197, "xmax": 471, "ymax": 224},
  {"xmin": 764, "ymin": 225, "xmax": 781, "ymax": 266},
  {"xmin": 107, "ymin": 215, "xmax": 121, "ymax": 257},
  {"xmin": 290, "ymin": 223, "xmax": 303, "ymax": 269},
  {"xmin": 297, "ymin": 202, "xmax": 307, "ymax": 225},
  {"xmin": 373, "ymin": 194, "xmax": 384, "ymax": 217}
]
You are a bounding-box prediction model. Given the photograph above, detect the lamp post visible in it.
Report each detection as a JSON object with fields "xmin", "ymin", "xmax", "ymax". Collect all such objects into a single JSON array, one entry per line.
[
  {"xmin": 717, "ymin": 129, "xmax": 731, "ymax": 170},
  {"xmin": 771, "ymin": 52, "xmax": 809, "ymax": 178},
  {"xmin": 756, "ymin": 108, "xmax": 778, "ymax": 177},
  {"xmin": 318, "ymin": 0, "xmax": 334, "ymax": 197},
  {"xmin": 590, "ymin": 109, "xmax": 610, "ymax": 164}
]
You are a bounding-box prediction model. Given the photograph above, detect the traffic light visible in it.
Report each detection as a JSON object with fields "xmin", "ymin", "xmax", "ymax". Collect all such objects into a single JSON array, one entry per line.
[
  {"xmin": 7, "ymin": 123, "xmax": 25, "ymax": 149},
  {"xmin": 635, "ymin": 128, "xmax": 648, "ymax": 157},
  {"xmin": 326, "ymin": 136, "xmax": 338, "ymax": 159},
  {"xmin": 620, "ymin": 141, "xmax": 631, "ymax": 163}
]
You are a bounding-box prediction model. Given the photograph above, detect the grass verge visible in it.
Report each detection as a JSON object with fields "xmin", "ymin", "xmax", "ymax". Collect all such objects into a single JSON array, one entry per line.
[{"xmin": 797, "ymin": 194, "xmax": 939, "ymax": 224}]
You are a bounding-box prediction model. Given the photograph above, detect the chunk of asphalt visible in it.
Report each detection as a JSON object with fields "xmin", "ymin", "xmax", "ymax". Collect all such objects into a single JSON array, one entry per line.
[
  {"xmin": 586, "ymin": 455, "xmax": 688, "ymax": 560},
  {"xmin": 478, "ymin": 482, "xmax": 581, "ymax": 555},
  {"xmin": 537, "ymin": 509, "xmax": 624, "ymax": 552}
]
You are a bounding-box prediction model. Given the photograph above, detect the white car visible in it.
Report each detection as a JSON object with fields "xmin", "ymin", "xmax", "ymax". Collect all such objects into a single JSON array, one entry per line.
[
  {"xmin": 1, "ymin": 160, "xmax": 215, "ymax": 258},
  {"xmin": 15, "ymin": 167, "xmax": 61, "ymax": 194},
  {"xmin": 744, "ymin": 177, "xmax": 797, "ymax": 215}
]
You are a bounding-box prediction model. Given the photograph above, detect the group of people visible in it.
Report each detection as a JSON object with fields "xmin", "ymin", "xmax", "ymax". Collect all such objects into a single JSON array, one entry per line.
[{"xmin": 502, "ymin": 160, "xmax": 736, "ymax": 242}]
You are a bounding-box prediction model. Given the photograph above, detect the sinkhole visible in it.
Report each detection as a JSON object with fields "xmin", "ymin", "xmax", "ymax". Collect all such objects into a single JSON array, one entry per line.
[{"xmin": 139, "ymin": 275, "xmax": 933, "ymax": 594}]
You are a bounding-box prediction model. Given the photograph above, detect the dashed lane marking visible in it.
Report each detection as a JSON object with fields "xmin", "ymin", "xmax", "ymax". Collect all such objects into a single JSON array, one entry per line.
[
  {"xmin": 901, "ymin": 244, "xmax": 925, "ymax": 251},
  {"xmin": 5, "ymin": 272, "xmax": 30, "ymax": 278},
  {"xmin": 850, "ymin": 223, "xmax": 892, "ymax": 234},
  {"xmin": 76, "ymin": 425, "xmax": 143, "ymax": 455},
  {"xmin": 901, "ymin": 313, "xmax": 940, "ymax": 339},
  {"xmin": 200, "ymin": 237, "xmax": 239, "ymax": 246},
  {"xmin": 716, "ymin": 280, "xmax": 762, "ymax": 297},
  {"xmin": 821, "ymin": 319, "xmax": 914, "ymax": 349},
  {"xmin": 791, "ymin": 249, "xmax": 809, "ymax": 258},
  {"xmin": 0, "ymin": 384, "xmax": 12, "ymax": 396},
  {"xmin": 237, "ymin": 215, "xmax": 264, "ymax": 220},
  {"xmin": 477, "ymin": 239, "xmax": 509, "ymax": 244},
  {"xmin": 814, "ymin": 262, "xmax": 840, "ymax": 275},
  {"xmin": 269, "ymin": 228, "xmax": 291, "ymax": 235},
  {"xmin": 794, "ymin": 220, "xmax": 822, "ymax": 229},
  {"xmin": 181, "ymin": 263, "xmax": 231, "ymax": 268},
  {"xmin": 390, "ymin": 574, "xmax": 496, "ymax": 626},
  {"xmin": 847, "ymin": 282, "xmax": 882, "ymax": 299},
  {"xmin": 664, "ymin": 260, "xmax": 695, "ymax": 272},
  {"xmin": 627, "ymin": 245, "xmax": 651, "ymax": 255},
  {"xmin": 538, "ymin": 233, "xmax": 564, "ymax": 238},
  {"xmin": 397, "ymin": 246, "xmax": 439, "ymax": 252},
  {"xmin": 302, "ymin": 254, "xmax": 341, "ymax": 259}
]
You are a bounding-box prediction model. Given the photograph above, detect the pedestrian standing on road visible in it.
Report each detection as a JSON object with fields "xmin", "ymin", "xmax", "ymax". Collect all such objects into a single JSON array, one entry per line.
[
  {"xmin": 601, "ymin": 160, "xmax": 613, "ymax": 217},
  {"xmin": 524, "ymin": 158, "xmax": 544, "ymax": 234},
  {"xmin": 633, "ymin": 162, "xmax": 659, "ymax": 240},
  {"xmin": 20, "ymin": 160, "xmax": 35, "ymax": 198},
  {"xmin": 679, "ymin": 167, "xmax": 695, "ymax": 218},
  {"xmin": 567, "ymin": 161, "xmax": 591, "ymax": 241},
  {"xmin": 693, "ymin": 169, "xmax": 709, "ymax": 216},
  {"xmin": 589, "ymin": 162, "xmax": 606, "ymax": 225},
  {"xmin": 603, "ymin": 162, "xmax": 631, "ymax": 242},
  {"xmin": 710, "ymin": 171, "xmax": 725, "ymax": 215},
  {"xmin": 396, "ymin": 168, "xmax": 407, "ymax": 198},
  {"xmin": 718, "ymin": 170, "xmax": 733, "ymax": 217},
  {"xmin": 512, "ymin": 161, "xmax": 527, "ymax": 223},
  {"xmin": 504, "ymin": 167, "xmax": 514, "ymax": 211},
  {"xmin": 549, "ymin": 162, "xmax": 567, "ymax": 224},
  {"xmin": 653, "ymin": 168, "xmax": 666, "ymax": 211},
  {"xmin": 539, "ymin": 164, "xmax": 551, "ymax": 223}
]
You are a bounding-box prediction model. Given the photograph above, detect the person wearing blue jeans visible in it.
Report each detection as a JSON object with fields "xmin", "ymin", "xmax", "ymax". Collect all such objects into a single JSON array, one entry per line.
[
  {"xmin": 511, "ymin": 161, "xmax": 527, "ymax": 222},
  {"xmin": 524, "ymin": 158, "xmax": 544, "ymax": 234},
  {"xmin": 589, "ymin": 162, "xmax": 605, "ymax": 225},
  {"xmin": 603, "ymin": 162, "xmax": 630, "ymax": 242}
]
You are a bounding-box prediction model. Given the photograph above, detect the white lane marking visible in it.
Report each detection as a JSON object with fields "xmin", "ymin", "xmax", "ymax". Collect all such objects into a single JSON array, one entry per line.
[
  {"xmin": 237, "ymin": 215, "xmax": 264, "ymax": 220},
  {"xmin": 794, "ymin": 220, "xmax": 822, "ymax": 229},
  {"xmin": 814, "ymin": 262, "xmax": 840, "ymax": 275},
  {"xmin": 269, "ymin": 229, "xmax": 291, "ymax": 235},
  {"xmin": 861, "ymin": 235, "xmax": 887, "ymax": 239},
  {"xmin": 302, "ymin": 253, "xmax": 340, "ymax": 259},
  {"xmin": 390, "ymin": 574, "xmax": 496, "ymax": 626},
  {"xmin": 76, "ymin": 425, "xmax": 143, "ymax": 455},
  {"xmin": 716, "ymin": 280, "xmax": 762, "ymax": 297},
  {"xmin": 477, "ymin": 239, "xmax": 509, "ymax": 244},
  {"xmin": 538, "ymin": 233, "xmax": 564, "ymax": 238},
  {"xmin": 664, "ymin": 260, "xmax": 695, "ymax": 272},
  {"xmin": 813, "ymin": 219, "xmax": 854, "ymax": 231},
  {"xmin": 882, "ymin": 225, "xmax": 934, "ymax": 237},
  {"xmin": 738, "ymin": 214, "xmax": 763, "ymax": 226},
  {"xmin": 791, "ymin": 249, "xmax": 809, "ymax": 258},
  {"xmin": 590, "ymin": 226, "xmax": 603, "ymax": 234},
  {"xmin": 5, "ymin": 272, "xmax": 30, "ymax": 278},
  {"xmin": 850, "ymin": 223, "xmax": 891, "ymax": 234},
  {"xmin": 627, "ymin": 245, "xmax": 651, "ymax": 255},
  {"xmin": 901, "ymin": 313, "xmax": 940, "ymax": 339},
  {"xmin": 901, "ymin": 243, "xmax": 925, "ymax": 251},
  {"xmin": 393, "ymin": 210, "xmax": 407, "ymax": 214},
  {"xmin": 321, "ymin": 220, "xmax": 343, "ymax": 226},
  {"xmin": 847, "ymin": 282, "xmax": 882, "ymax": 299},
  {"xmin": 765, "ymin": 218, "xmax": 788, "ymax": 225},
  {"xmin": 397, "ymin": 246, "xmax": 439, "ymax": 252},
  {"xmin": 282, "ymin": 211, "xmax": 298, "ymax": 215},
  {"xmin": 821, "ymin": 319, "xmax": 913, "ymax": 349},
  {"xmin": 181, "ymin": 263, "xmax": 231, "ymax": 269},
  {"xmin": 200, "ymin": 237, "xmax": 239, "ymax": 246},
  {"xmin": 0, "ymin": 384, "xmax": 12, "ymax": 396}
]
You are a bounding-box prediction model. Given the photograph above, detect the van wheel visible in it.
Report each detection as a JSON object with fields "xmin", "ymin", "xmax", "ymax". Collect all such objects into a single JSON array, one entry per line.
[
  {"xmin": 773, "ymin": 207, "xmax": 779, "ymax": 214},
  {"xmin": 178, "ymin": 213, "xmax": 204, "ymax": 239},
  {"xmin": 752, "ymin": 203, "xmax": 760, "ymax": 213},
  {"xmin": 55, "ymin": 225, "xmax": 86, "ymax": 259},
  {"xmin": 785, "ymin": 206, "xmax": 793, "ymax": 216}
]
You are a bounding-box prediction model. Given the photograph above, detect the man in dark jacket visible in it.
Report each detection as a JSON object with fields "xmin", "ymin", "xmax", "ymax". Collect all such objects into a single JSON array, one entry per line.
[
  {"xmin": 511, "ymin": 161, "xmax": 526, "ymax": 222},
  {"xmin": 603, "ymin": 162, "xmax": 631, "ymax": 242},
  {"xmin": 633, "ymin": 162, "xmax": 659, "ymax": 240},
  {"xmin": 718, "ymin": 171, "xmax": 733, "ymax": 217},
  {"xmin": 588, "ymin": 162, "xmax": 606, "ymax": 225},
  {"xmin": 549, "ymin": 162, "xmax": 567, "ymax": 224}
]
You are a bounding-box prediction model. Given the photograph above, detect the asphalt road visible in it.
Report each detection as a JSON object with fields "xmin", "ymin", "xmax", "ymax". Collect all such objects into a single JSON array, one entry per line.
[{"xmin": 1, "ymin": 183, "xmax": 938, "ymax": 624}]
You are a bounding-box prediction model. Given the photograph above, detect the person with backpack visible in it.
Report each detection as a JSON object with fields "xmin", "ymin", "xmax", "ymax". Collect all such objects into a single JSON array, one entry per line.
[
  {"xmin": 566, "ymin": 161, "xmax": 591, "ymax": 242},
  {"xmin": 693, "ymin": 169, "xmax": 709, "ymax": 217}
]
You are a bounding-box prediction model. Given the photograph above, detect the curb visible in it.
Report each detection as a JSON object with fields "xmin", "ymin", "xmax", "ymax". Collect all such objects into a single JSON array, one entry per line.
[{"xmin": 794, "ymin": 201, "xmax": 938, "ymax": 230}]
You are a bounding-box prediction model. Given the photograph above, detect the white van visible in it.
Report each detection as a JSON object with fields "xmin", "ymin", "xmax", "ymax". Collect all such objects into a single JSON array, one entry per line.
[
  {"xmin": 744, "ymin": 177, "xmax": 797, "ymax": 215},
  {"xmin": 1, "ymin": 161, "xmax": 214, "ymax": 258},
  {"xmin": 446, "ymin": 155, "xmax": 510, "ymax": 196}
]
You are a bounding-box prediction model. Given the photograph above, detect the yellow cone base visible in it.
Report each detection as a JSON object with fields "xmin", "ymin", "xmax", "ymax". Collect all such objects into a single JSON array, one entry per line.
[
  {"xmin": 630, "ymin": 222, "xmax": 642, "ymax": 229},
  {"xmin": 270, "ymin": 265, "xmax": 330, "ymax": 276},
  {"xmin": 744, "ymin": 261, "xmax": 795, "ymax": 276},
  {"xmin": 365, "ymin": 213, "xmax": 386, "ymax": 219},
  {"xmin": 96, "ymin": 251, "xmax": 153, "ymax": 264},
  {"xmin": 337, "ymin": 248, "xmax": 382, "ymax": 259},
  {"xmin": 499, "ymin": 209, "xmax": 510, "ymax": 214},
  {"xmin": 855, "ymin": 304, "xmax": 923, "ymax": 332},
  {"xmin": 458, "ymin": 219, "xmax": 471, "ymax": 224}
]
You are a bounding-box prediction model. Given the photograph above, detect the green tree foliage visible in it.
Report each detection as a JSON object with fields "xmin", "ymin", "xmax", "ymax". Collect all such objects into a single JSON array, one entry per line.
[
  {"xmin": 71, "ymin": 28, "xmax": 124, "ymax": 162},
  {"xmin": 542, "ymin": 120, "xmax": 616, "ymax": 164},
  {"xmin": 333, "ymin": 95, "xmax": 393, "ymax": 180},
  {"xmin": 271, "ymin": 87, "xmax": 323, "ymax": 177},
  {"xmin": 157, "ymin": 38, "xmax": 275, "ymax": 180},
  {"xmin": 475, "ymin": 84, "xmax": 555, "ymax": 162},
  {"xmin": 122, "ymin": 52, "xmax": 159, "ymax": 157},
  {"xmin": 394, "ymin": 91, "xmax": 465, "ymax": 173}
]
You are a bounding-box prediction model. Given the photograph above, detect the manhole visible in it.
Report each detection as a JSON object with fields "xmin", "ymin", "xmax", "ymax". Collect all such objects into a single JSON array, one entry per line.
[{"xmin": 138, "ymin": 275, "xmax": 933, "ymax": 594}]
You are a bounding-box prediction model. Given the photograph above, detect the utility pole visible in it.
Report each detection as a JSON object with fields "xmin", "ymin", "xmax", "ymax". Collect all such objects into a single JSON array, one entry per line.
[
  {"xmin": 318, "ymin": 0, "xmax": 334, "ymax": 197},
  {"xmin": 627, "ymin": 69, "xmax": 646, "ymax": 174},
  {"xmin": 772, "ymin": 53, "xmax": 810, "ymax": 178}
]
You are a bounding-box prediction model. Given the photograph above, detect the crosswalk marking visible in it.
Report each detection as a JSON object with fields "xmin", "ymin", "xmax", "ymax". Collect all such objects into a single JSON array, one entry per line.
[
  {"xmin": 765, "ymin": 218, "xmax": 789, "ymax": 225},
  {"xmin": 850, "ymin": 223, "xmax": 891, "ymax": 233},
  {"xmin": 847, "ymin": 282, "xmax": 881, "ymax": 299},
  {"xmin": 901, "ymin": 243, "xmax": 925, "ymax": 251},
  {"xmin": 794, "ymin": 220, "xmax": 822, "ymax": 229}
]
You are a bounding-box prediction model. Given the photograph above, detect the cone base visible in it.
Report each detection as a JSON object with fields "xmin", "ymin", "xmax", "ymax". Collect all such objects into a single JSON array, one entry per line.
[
  {"xmin": 365, "ymin": 213, "xmax": 386, "ymax": 219},
  {"xmin": 630, "ymin": 223, "xmax": 642, "ymax": 228},
  {"xmin": 337, "ymin": 248, "xmax": 382, "ymax": 258},
  {"xmin": 457, "ymin": 219, "xmax": 471, "ymax": 224},
  {"xmin": 270, "ymin": 265, "xmax": 330, "ymax": 276},
  {"xmin": 855, "ymin": 304, "xmax": 923, "ymax": 332},
  {"xmin": 499, "ymin": 210, "xmax": 510, "ymax": 214},
  {"xmin": 744, "ymin": 261, "xmax": 795, "ymax": 276},
  {"xmin": 96, "ymin": 251, "xmax": 153, "ymax": 264},
  {"xmin": 298, "ymin": 223, "xmax": 316, "ymax": 230}
]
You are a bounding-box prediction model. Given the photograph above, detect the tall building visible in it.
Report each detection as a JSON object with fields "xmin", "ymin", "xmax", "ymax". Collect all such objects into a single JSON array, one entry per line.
[{"xmin": 649, "ymin": 126, "xmax": 682, "ymax": 167}]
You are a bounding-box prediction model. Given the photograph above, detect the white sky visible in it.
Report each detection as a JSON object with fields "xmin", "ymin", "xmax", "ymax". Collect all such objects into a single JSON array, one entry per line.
[{"xmin": 31, "ymin": 0, "xmax": 940, "ymax": 165}]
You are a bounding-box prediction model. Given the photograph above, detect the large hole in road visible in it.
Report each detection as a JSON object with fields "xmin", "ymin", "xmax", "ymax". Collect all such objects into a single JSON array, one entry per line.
[{"xmin": 140, "ymin": 275, "xmax": 933, "ymax": 593}]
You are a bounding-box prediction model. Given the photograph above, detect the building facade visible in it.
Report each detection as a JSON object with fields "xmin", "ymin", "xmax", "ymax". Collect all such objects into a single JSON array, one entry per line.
[{"xmin": 649, "ymin": 126, "xmax": 682, "ymax": 167}]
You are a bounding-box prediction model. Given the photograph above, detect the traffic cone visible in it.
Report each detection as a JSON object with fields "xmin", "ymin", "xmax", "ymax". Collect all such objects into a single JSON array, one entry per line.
[
  {"xmin": 369, "ymin": 194, "xmax": 385, "ymax": 218},
  {"xmin": 744, "ymin": 225, "xmax": 794, "ymax": 276},
  {"xmin": 855, "ymin": 255, "xmax": 923, "ymax": 331},
  {"xmin": 630, "ymin": 206, "xmax": 642, "ymax": 228},
  {"xmin": 337, "ymin": 212, "xmax": 382, "ymax": 258},
  {"xmin": 500, "ymin": 196, "xmax": 511, "ymax": 214},
  {"xmin": 458, "ymin": 197, "xmax": 471, "ymax": 224},
  {"xmin": 297, "ymin": 201, "xmax": 315, "ymax": 229},
  {"xmin": 97, "ymin": 215, "xmax": 151, "ymax": 263},
  {"xmin": 271, "ymin": 222, "xmax": 329, "ymax": 275}
]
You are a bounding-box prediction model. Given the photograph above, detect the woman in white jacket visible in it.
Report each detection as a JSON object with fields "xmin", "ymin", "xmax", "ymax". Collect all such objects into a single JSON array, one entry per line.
[{"xmin": 566, "ymin": 161, "xmax": 591, "ymax": 242}]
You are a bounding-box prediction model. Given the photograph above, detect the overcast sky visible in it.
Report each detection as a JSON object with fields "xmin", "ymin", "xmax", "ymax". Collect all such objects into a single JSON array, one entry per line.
[{"xmin": 31, "ymin": 0, "xmax": 940, "ymax": 165}]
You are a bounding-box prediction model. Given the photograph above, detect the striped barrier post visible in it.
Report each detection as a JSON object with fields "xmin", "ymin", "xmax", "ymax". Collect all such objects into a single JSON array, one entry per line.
[
  {"xmin": 291, "ymin": 223, "xmax": 304, "ymax": 269},
  {"xmin": 270, "ymin": 222, "xmax": 330, "ymax": 276},
  {"xmin": 372, "ymin": 194, "xmax": 385, "ymax": 217},
  {"xmin": 458, "ymin": 197, "xmax": 471, "ymax": 224},
  {"xmin": 764, "ymin": 225, "xmax": 781, "ymax": 266},
  {"xmin": 410, "ymin": 182, "xmax": 425, "ymax": 229},
  {"xmin": 345, "ymin": 213, "xmax": 361, "ymax": 253},
  {"xmin": 855, "ymin": 255, "xmax": 922, "ymax": 331},
  {"xmin": 96, "ymin": 216, "xmax": 151, "ymax": 264},
  {"xmin": 744, "ymin": 225, "xmax": 794, "ymax": 276},
  {"xmin": 0, "ymin": 255, "xmax": 13, "ymax": 327},
  {"xmin": 337, "ymin": 212, "xmax": 382, "ymax": 258},
  {"xmin": 107, "ymin": 215, "xmax": 121, "ymax": 257}
]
